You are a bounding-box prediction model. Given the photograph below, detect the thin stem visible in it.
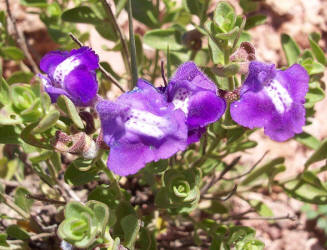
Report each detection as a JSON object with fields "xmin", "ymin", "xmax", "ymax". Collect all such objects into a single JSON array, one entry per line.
[
  {"xmin": 127, "ymin": 0, "xmax": 139, "ymax": 88},
  {"xmin": 223, "ymin": 150, "xmax": 269, "ymax": 181},
  {"xmin": 69, "ymin": 33, "xmax": 125, "ymax": 93},
  {"xmin": 151, "ymin": 50, "xmax": 159, "ymax": 83},
  {"xmin": 99, "ymin": 158, "xmax": 123, "ymax": 199},
  {"xmin": 101, "ymin": 0, "xmax": 132, "ymax": 86},
  {"xmin": 161, "ymin": 60, "xmax": 168, "ymax": 86},
  {"xmin": 200, "ymin": 0, "xmax": 211, "ymax": 25},
  {"xmin": 228, "ymin": 214, "xmax": 296, "ymax": 222},
  {"xmin": 0, "ymin": 193, "xmax": 30, "ymax": 219},
  {"xmin": 5, "ymin": 0, "xmax": 40, "ymax": 74},
  {"xmin": 26, "ymin": 194, "xmax": 66, "ymax": 205}
]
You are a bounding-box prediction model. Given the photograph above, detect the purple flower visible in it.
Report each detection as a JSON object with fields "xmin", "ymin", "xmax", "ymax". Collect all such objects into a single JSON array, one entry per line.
[
  {"xmin": 39, "ymin": 47, "xmax": 99, "ymax": 106},
  {"xmin": 96, "ymin": 79, "xmax": 188, "ymax": 176},
  {"xmin": 230, "ymin": 61, "xmax": 309, "ymax": 142},
  {"xmin": 165, "ymin": 62, "xmax": 226, "ymax": 144}
]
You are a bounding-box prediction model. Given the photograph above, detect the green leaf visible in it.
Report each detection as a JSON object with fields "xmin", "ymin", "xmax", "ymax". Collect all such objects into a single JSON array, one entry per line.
[
  {"xmin": 31, "ymin": 110, "xmax": 60, "ymax": 134},
  {"xmin": 0, "ymin": 233, "xmax": 9, "ymax": 247},
  {"xmin": 242, "ymin": 158, "xmax": 285, "ymax": 185},
  {"xmin": 88, "ymin": 185, "xmax": 120, "ymax": 209},
  {"xmin": 64, "ymin": 164, "xmax": 98, "ymax": 186},
  {"xmin": 95, "ymin": 23, "xmax": 117, "ymax": 41},
  {"xmin": 295, "ymin": 132, "xmax": 320, "ymax": 150},
  {"xmin": 86, "ymin": 200, "xmax": 109, "ymax": 236},
  {"xmin": 309, "ymin": 37, "xmax": 326, "ymax": 65},
  {"xmin": 20, "ymin": 0, "xmax": 47, "ymax": 7},
  {"xmin": 30, "ymin": 151, "xmax": 52, "ymax": 164},
  {"xmin": 40, "ymin": 92, "xmax": 51, "ymax": 113},
  {"xmin": 121, "ymin": 214, "xmax": 140, "ymax": 250},
  {"xmin": 14, "ymin": 187, "xmax": 33, "ymax": 213},
  {"xmin": 0, "ymin": 126, "xmax": 20, "ymax": 144},
  {"xmin": 281, "ymin": 34, "xmax": 300, "ymax": 65},
  {"xmin": 283, "ymin": 172, "xmax": 327, "ymax": 204},
  {"xmin": 2, "ymin": 47, "xmax": 25, "ymax": 61},
  {"xmin": 57, "ymin": 95, "xmax": 84, "ymax": 130},
  {"xmin": 21, "ymin": 123, "xmax": 53, "ymax": 150},
  {"xmin": 0, "ymin": 77, "xmax": 11, "ymax": 106},
  {"xmin": 248, "ymin": 200, "xmax": 273, "ymax": 217},
  {"xmin": 0, "ymin": 158, "xmax": 19, "ymax": 180},
  {"xmin": 183, "ymin": 0, "xmax": 204, "ymax": 16},
  {"xmin": 301, "ymin": 58, "xmax": 325, "ymax": 75},
  {"xmin": 7, "ymin": 71, "xmax": 34, "ymax": 85},
  {"xmin": 130, "ymin": 0, "xmax": 158, "ymax": 28},
  {"xmin": 245, "ymin": 15, "xmax": 267, "ymax": 30},
  {"xmin": 214, "ymin": 1, "xmax": 236, "ymax": 32},
  {"xmin": 144, "ymin": 29, "xmax": 183, "ymax": 50},
  {"xmin": 305, "ymin": 86, "xmax": 325, "ymax": 108},
  {"xmin": 144, "ymin": 159, "xmax": 168, "ymax": 174},
  {"xmin": 239, "ymin": 0, "xmax": 259, "ymax": 13},
  {"xmin": 305, "ymin": 139, "xmax": 327, "ymax": 168},
  {"xmin": 215, "ymin": 26, "xmax": 239, "ymax": 40},
  {"xmin": 6, "ymin": 225, "xmax": 29, "ymax": 240},
  {"xmin": 61, "ymin": 6, "xmax": 101, "ymax": 24}
]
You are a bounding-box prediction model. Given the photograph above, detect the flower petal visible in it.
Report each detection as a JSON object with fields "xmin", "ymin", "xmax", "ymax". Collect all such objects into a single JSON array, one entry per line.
[
  {"xmin": 275, "ymin": 64, "xmax": 309, "ymax": 103},
  {"xmin": 44, "ymin": 86, "xmax": 70, "ymax": 103},
  {"xmin": 231, "ymin": 61, "xmax": 309, "ymax": 141},
  {"xmin": 40, "ymin": 50, "xmax": 69, "ymax": 75},
  {"xmin": 69, "ymin": 47, "xmax": 99, "ymax": 71},
  {"xmin": 170, "ymin": 61, "xmax": 217, "ymax": 92},
  {"xmin": 230, "ymin": 90, "xmax": 274, "ymax": 129},
  {"xmin": 97, "ymin": 79, "xmax": 188, "ymax": 176},
  {"xmin": 187, "ymin": 91, "xmax": 226, "ymax": 129},
  {"xmin": 63, "ymin": 68, "xmax": 98, "ymax": 106},
  {"xmin": 264, "ymin": 103, "xmax": 305, "ymax": 141}
]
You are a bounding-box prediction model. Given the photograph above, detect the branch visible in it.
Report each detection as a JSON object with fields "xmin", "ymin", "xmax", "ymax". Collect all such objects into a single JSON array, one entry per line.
[
  {"xmin": 202, "ymin": 184, "xmax": 238, "ymax": 201},
  {"xmin": 100, "ymin": 0, "xmax": 132, "ymax": 87},
  {"xmin": 69, "ymin": 33, "xmax": 126, "ymax": 93},
  {"xmin": 223, "ymin": 150, "xmax": 269, "ymax": 181},
  {"xmin": 26, "ymin": 194, "xmax": 66, "ymax": 205},
  {"xmin": 160, "ymin": 60, "xmax": 168, "ymax": 86},
  {"xmin": 5, "ymin": 0, "xmax": 40, "ymax": 74},
  {"xmin": 200, "ymin": 156, "xmax": 241, "ymax": 195},
  {"xmin": 230, "ymin": 213, "xmax": 297, "ymax": 222}
]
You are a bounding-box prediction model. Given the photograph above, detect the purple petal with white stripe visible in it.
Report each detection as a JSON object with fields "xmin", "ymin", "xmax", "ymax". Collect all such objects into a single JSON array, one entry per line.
[
  {"xmin": 166, "ymin": 62, "xmax": 226, "ymax": 143},
  {"xmin": 96, "ymin": 79, "xmax": 188, "ymax": 176},
  {"xmin": 230, "ymin": 61, "xmax": 309, "ymax": 141},
  {"xmin": 39, "ymin": 46, "xmax": 99, "ymax": 106}
]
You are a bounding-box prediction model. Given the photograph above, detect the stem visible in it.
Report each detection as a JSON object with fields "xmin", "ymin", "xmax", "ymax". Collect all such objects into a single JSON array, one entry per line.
[
  {"xmin": 151, "ymin": 50, "xmax": 159, "ymax": 83},
  {"xmin": 5, "ymin": 0, "xmax": 40, "ymax": 74},
  {"xmin": 69, "ymin": 33, "xmax": 125, "ymax": 93},
  {"xmin": 101, "ymin": 0, "xmax": 132, "ymax": 87},
  {"xmin": 99, "ymin": 159, "xmax": 123, "ymax": 199},
  {"xmin": 0, "ymin": 193, "xmax": 30, "ymax": 219},
  {"xmin": 26, "ymin": 194, "xmax": 66, "ymax": 205},
  {"xmin": 127, "ymin": 0, "xmax": 139, "ymax": 88},
  {"xmin": 200, "ymin": 0, "xmax": 211, "ymax": 25}
]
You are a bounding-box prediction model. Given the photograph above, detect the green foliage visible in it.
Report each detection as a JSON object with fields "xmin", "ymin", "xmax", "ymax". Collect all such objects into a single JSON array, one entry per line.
[
  {"xmin": 155, "ymin": 168, "xmax": 201, "ymax": 213},
  {"xmin": 58, "ymin": 201, "xmax": 109, "ymax": 248},
  {"xmin": 281, "ymin": 34, "xmax": 301, "ymax": 65}
]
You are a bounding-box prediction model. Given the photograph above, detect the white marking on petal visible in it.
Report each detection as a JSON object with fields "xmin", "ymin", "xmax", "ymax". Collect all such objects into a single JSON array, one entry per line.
[
  {"xmin": 264, "ymin": 79, "xmax": 292, "ymax": 113},
  {"xmin": 125, "ymin": 109, "xmax": 170, "ymax": 139},
  {"xmin": 172, "ymin": 88, "xmax": 190, "ymax": 114},
  {"xmin": 53, "ymin": 56, "xmax": 80, "ymax": 86}
]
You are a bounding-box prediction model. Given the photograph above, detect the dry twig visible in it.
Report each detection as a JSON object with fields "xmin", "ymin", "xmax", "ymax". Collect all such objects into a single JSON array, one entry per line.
[
  {"xmin": 69, "ymin": 33, "xmax": 126, "ymax": 93},
  {"xmin": 5, "ymin": 0, "xmax": 40, "ymax": 74}
]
